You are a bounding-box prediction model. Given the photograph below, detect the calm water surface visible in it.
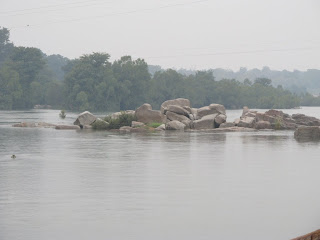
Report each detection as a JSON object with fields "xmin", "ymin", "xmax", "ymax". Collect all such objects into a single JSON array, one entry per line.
[{"xmin": 0, "ymin": 108, "xmax": 320, "ymax": 240}]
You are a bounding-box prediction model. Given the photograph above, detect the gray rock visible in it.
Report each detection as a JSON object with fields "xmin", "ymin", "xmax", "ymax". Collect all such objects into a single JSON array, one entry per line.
[
  {"xmin": 254, "ymin": 121, "xmax": 271, "ymax": 129},
  {"xmin": 192, "ymin": 114, "xmax": 218, "ymax": 130},
  {"xmin": 183, "ymin": 106, "xmax": 192, "ymax": 114},
  {"xmin": 131, "ymin": 121, "xmax": 145, "ymax": 128},
  {"xmin": 119, "ymin": 126, "xmax": 132, "ymax": 133},
  {"xmin": 234, "ymin": 118, "xmax": 241, "ymax": 125},
  {"xmin": 197, "ymin": 106, "xmax": 219, "ymax": 119},
  {"xmin": 161, "ymin": 98, "xmax": 191, "ymax": 114},
  {"xmin": 135, "ymin": 103, "xmax": 166, "ymax": 124},
  {"xmin": 214, "ymin": 114, "xmax": 227, "ymax": 125},
  {"xmin": 74, "ymin": 111, "xmax": 97, "ymax": 127},
  {"xmin": 245, "ymin": 112, "xmax": 256, "ymax": 118},
  {"xmin": 292, "ymin": 114, "xmax": 320, "ymax": 126},
  {"xmin": 209, "ymin": 104, "xmax": 226, "ymax": 115},
  {"xmin": 167, "ymin": 105, "xmax": 190, "ymax": 117},
  {"xmin": 165, "ymin": 120, "xmax": 186, "ymax": 131},
  {"xmin": 155, "ymin": 124, "xmax": 166, "ymax": 131},
  {"xmin": 242, "ymin": 106, "xmax": 249, "ymax": 117},
  {"xmin": 294, "ymin": 126, "xmax": 320, "ymax": 141},
  {"xmin": 190, "ymin": 108, "xmax": 199, "ymax": 120},
  {"xmin": 188, "ymin": 114, "xmax": 195, "ymax": 121},
  {"xmin": 92, "ymin": 118, "xmax": 110, "ymax": 129},
  {"xmin": 219, "ymin": 122, "xmax": 235, "ymax": 128},
  {"xmin": 56, "ymin": 125, "xmax": 81, "ymax": 130},
  {"xmin": 237, "ymin": 116, "xmax": 256, "ymax": 128},
  {"xmin": 166, "ymin": 111, "xmax": 191, "ymax": 126}
]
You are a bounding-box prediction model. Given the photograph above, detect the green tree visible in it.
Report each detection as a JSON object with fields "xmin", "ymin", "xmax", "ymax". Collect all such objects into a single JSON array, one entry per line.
[
  {"xmin": 112, "ymin": 56, "xmax": 151, "ymax": 110},
  {"xmin": 64, "ymin": 52, "xmax": 119, "ymax": 111}
]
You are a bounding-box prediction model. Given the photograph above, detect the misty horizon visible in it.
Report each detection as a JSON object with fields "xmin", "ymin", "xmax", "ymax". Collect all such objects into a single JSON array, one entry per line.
[{"xmin": 1, "ymin": 0, "xmax": 319, "ymax": 71}]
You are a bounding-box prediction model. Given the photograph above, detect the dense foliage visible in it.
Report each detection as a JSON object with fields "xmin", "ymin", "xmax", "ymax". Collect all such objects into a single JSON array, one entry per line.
[{"xmin": 0, "ymin": 27, "xmax": 318, "ymax": 111}]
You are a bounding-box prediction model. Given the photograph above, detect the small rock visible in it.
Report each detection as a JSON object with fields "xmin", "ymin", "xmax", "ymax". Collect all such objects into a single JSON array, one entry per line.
[
  {"xmin": 132, "ymin": 121, "xmax": 145, "ymax": 128},
  {"xmin": 56, "ymin": 125, "xmax": 81, "ymax": 130},
  {"xmin": 219, "ymin": 122, "xmax": 235, "ymax": 128}
]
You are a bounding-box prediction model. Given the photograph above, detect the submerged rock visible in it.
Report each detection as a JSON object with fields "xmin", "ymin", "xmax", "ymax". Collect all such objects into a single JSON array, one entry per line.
[
  {"xmin": 12, "ymin": 122, "xmax": 56, "ymax": 128},
  {"xmin": 56, "ymin": 125, "xmax": 81, "ymax": 130}
]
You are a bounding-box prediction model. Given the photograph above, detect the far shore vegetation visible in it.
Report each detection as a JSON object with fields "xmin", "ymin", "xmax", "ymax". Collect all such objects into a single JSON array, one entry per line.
[{"xmin": 1, "ymin": 27, "xmax": 320, "ymax": 112}]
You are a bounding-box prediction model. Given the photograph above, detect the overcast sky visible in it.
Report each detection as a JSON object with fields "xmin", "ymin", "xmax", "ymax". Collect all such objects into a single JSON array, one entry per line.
[{"xmin": 1, "ymin": 0, "xmax": 320, "ymax": 71}]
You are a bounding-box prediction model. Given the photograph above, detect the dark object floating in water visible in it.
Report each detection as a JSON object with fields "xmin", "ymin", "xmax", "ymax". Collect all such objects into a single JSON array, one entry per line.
[
  {"xmin": 11, "ymin": 154, "xmax": 16, "ymax": 159},
  {"xmin": 292, "ymin": 229, "xmax": 320, "ymax": 240}
]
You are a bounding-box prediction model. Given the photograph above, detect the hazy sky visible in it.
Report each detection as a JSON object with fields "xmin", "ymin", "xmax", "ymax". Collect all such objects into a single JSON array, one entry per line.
[{"xmin": 1, "ymin": 0, "xmax": 320, "ymax": 71}]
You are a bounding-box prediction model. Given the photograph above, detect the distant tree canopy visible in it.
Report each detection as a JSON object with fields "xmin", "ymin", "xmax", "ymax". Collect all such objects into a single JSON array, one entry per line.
[{"xmin": 0, "ymin": 26, "xmax": 318, "ymax": 111}]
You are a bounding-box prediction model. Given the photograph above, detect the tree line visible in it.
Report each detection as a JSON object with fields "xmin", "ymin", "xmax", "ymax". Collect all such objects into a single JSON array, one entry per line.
[{"xmin": 0, "ymin": 27, "xmax": 318, "ymax": 111}]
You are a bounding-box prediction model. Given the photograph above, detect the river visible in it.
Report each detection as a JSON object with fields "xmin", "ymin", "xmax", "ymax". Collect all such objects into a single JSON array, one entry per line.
[{"xmin": 0, "ymin": 107, "xmax": 320, "ymax": 240}]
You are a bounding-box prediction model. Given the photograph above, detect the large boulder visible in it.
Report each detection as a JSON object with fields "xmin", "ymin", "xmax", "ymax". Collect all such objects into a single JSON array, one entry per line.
[
  {"xmin": 292, "ymin": 114, "xmax": 320, "ymax": 126},
  {"xmin": 74, "ymin": 111, "xmax": 97, "ymax": 127},
  {"xmin": 161, "ymin": 98, "xmax": 191, "ymax": 114},
  {"xmin": 192, "ymin": 114, "xmax": 218, "ymax": 130},
  {"xmin": 166, "ymin": 105, "xmax": 190, "ymax": 116},
  {"xmin": 237, "ymin": 117, "xmax": 256, "ymax": 128},
  {"xmin": 209, "ymin": 104, "xmax": 226, "ymax": 115},
  {"xmin": 214, "ymin": 114, "xmax": 227, "ymax": 126},
  {"xmin": 135, "ymin": 103, "xmax": 166, "ymax": 124},
  {"xmin": 166, "ymin": 111, "xmax": 191, "ymax": 126},
  {"xmin": 165, "ymin": 120, "xmax": 186, "ymax": 131},
  {"xmin": 294, "ymin": 126, "xmax": 320, "ymax": 141},
  {"xmin": 197, "ymin": 106, "xmax": 219, "ymax": 119}
]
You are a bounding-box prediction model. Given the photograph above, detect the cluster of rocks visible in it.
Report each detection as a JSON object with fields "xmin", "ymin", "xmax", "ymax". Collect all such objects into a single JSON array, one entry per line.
[
  {"xmin": 11, "ymin": 98, "xmax": 320, "ymax": 141},
  {"xmin": 135, "ymin": 98, "xmax": 227, "ymax": 131},
  {"xmin": 232, "ymin": 107, "xmax": 320, "ymax": 130}
]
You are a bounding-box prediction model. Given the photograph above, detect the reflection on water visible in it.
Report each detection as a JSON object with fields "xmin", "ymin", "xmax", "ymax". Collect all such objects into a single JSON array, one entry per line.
[{"xmin": 1, "ymin": 109, "xmax": 320, "ymax": 240}]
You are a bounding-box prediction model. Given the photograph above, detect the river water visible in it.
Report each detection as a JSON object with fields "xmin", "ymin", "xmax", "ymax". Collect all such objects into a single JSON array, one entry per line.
[{"xmin": 0, "ymin": 108, "xmax": 320, "ymax": 240}]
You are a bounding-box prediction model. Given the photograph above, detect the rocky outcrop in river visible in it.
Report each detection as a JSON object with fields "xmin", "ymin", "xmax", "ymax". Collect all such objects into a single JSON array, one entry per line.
[
  {"xmin": 12, "ymin": 99, "xmax": 320, "ymax": 138},
  {"xmin": 234, "ymin": 107, "xmax": 320, "ymax": 130}
]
